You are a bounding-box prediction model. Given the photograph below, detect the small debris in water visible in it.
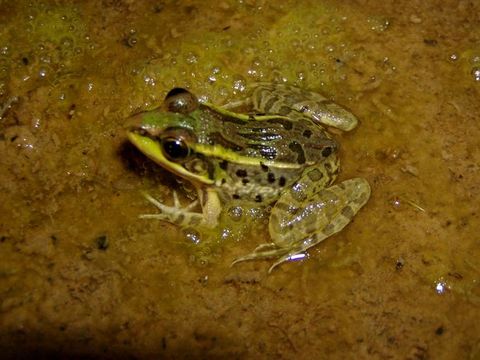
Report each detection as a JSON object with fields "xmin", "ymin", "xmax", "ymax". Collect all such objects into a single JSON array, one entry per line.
[
  {"xmin": 395, "ymin": 257, "xmax": 405, "ymax": 270},
  {"xmin": 389, "ymin": 195, "xmax": 425, "ymax": 212},
  {"xmin": 409, "ymin": 14, "xmax": 422, "ymax": 24},
  {"xmin": 95, "ymin": 235, "xmax": 109, "ymax": 250},
  {"xmin": 0, "ymin": 96, "xmax": 18, "ymax": 119}
]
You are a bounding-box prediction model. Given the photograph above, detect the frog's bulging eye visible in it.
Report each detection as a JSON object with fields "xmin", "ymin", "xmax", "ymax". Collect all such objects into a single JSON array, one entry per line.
[
  {"xmin": 164, "ymin": 88, "xmax": 198, "ymax": 114},
  {"xmin": 162, "ymin": 137, "xmax": 190, "ymax": 161}
]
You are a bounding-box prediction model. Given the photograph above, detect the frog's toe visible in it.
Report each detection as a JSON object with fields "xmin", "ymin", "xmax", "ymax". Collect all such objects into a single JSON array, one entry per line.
[
  {"xmin": 267, "ymin": 252, "xmax": 308, "ymax": 273},
  {"xmin": 231, "ymin": 244, "xmax": 304, "ymax": 273},
  {"xmin": 139, "ymin": 192, "xmax": 204, "ymax": 226},
  {"xmin": 231, "ymin": 244, "xmax": 287, "ymax": 266}
]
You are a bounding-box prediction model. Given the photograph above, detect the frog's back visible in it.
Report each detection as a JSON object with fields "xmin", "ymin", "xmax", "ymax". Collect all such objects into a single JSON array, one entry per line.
[{"xmin": 197, "ymin": 108, "xmax": 339, "ymax": 203}]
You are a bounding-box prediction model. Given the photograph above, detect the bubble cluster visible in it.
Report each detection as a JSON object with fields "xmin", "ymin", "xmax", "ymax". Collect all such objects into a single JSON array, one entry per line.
[
  {"xmin": 128, "ymin": 2, "xmax": 364, "ymax": 105},
  {"xmin": 1, "ymin": 3, "xmax": 91, "ymax": 90}
]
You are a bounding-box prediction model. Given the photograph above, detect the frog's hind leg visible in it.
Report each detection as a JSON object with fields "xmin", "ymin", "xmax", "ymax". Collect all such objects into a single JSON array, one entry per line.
[
  {"xmin": 231, "ymin": 243, "xmax": 288, "ymax": 266},
  {"xmin": 251, "ymin": 83, "xmax": 358, "ymax": 131},
  {"xmin": 232, "ymin": 178, "xmax": 371, "ymax": 273}
]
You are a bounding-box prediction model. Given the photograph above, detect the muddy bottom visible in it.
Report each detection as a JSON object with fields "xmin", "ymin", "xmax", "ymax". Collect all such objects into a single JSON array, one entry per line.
[{"xmin": 0, "ymin": 0, "xmax": 479, "ymax": 359}]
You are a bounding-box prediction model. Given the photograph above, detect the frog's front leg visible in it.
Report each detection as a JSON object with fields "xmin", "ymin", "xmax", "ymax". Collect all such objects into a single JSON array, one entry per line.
[
  {"xmin": 232, "ymin": 176, "xmax": 371, "ymax": 273},
  {"xmin": 251, "ymin": 83, "xmax": 358, "ymax": 131},
  {"xmin": 140, "ymin": 187, "xmax": 222, "ymax": 228}
]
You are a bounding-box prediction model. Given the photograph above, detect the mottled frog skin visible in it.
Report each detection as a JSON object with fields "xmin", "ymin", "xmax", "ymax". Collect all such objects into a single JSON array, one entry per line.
[{"xmin": 127, "ymin": 83, "xmax": 370, "ymax": 272}]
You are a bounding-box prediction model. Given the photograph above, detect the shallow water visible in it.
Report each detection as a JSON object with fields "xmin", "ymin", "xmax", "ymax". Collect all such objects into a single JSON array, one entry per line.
[{"xmin": 0, "ymin": 0, "xmax": 479, "ymax": 358}]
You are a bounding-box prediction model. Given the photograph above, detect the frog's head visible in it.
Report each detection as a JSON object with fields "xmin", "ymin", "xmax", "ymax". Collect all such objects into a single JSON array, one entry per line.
[{"xmin": 127, "ymin": 88, "xmax": 216, "ymax": 186}]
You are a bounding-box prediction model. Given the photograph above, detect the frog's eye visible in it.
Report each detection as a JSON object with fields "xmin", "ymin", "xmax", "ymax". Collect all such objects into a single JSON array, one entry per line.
[
  {"xmin": 164, "ymin": 88, "xmax": 198, "ymax": 114},
  {"xmin": 162, "ymin": 137, "xmax": 190, "ymax": 161}
]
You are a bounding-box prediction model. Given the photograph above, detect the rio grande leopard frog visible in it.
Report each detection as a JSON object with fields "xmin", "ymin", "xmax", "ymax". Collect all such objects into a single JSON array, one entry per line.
[{"xmin": 127, "ymin": 83, "xmax": 370, "ymax": 272}]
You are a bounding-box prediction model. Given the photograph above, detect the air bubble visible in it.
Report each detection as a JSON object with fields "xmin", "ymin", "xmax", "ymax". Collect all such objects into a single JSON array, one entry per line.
[
  {"xmin": 390, "ymin": 196, "xmax": 402, "ymax": 209},
  {"xmin": 218, "ymin": 87, "xmax": 229, "ymax": 97},
  {"xmin": 207, "ymin": 66, "xmax": 221, "ymax": 83},
  {"xmin": 143, "ymin": 74, "xmax": 156, "ymax": 86},
  {"xmin": 38, "ymin": 67, "xmax": 47, "ymax": 78},
  {"xmin": 305, "ymin": 41, "xmax": 316, "ymax": 51},
  {"xmin": 61, "ymin": 36, "xmax": 73, "ymax": 48},
  {"xmin": 291, "ymin": 39, "xmax": 301, "ymax": 49},
  {"xmin": 248, "ymin": 206, "xmax": 265, "ymax": 219},
  {"xmin": 126, "ymin": 36, "xmax": 137, "ymax": 47},
  {"xmin": 184, "ymin": 228, "xmax": 201, "ymax": 244},
  {"xmin": 185, "ymin": 52, "xmax": 198, "ymax": 64},
  {"xmin": 251, "ymin": 57, "xmax": 261, "ymax": 67},
  {"xmin": 325, "ymin": 44, "xmax": 335, "ymax": 53},
  {"xmin": 228, "ymin": 206, "xmax": 243, "ymax": 221},
  {"xmin": 32, "ymin": 117, "xmax": 41, "ymax": 130},
  {"xmin": 221, "ymin": 228, "xmax": 232, "ymax": 240},
  {"xmin": 472, "ymin": 67, "xmax": 480, "ymax": 82},
  {"xmin": 40, "ymin": 54, "xmax": 52, "ymax": 64},
  {"xmin": 232, "ymin": 76, "xmax": 246, "ymax": 93}
]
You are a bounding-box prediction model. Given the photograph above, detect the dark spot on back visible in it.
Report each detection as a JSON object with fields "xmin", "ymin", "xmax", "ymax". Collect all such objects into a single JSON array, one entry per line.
[
  {"xmin": 267, "ymin": 172, "xmax": 275, "ymax": 183},
  {"xmin": 242, "ymin": 178, "xmax": 250, "ymax": 185},
  {"xmin": 322, "ymin": 146, "xmax": 333, "ymax": 158},
  {"xmin": 260, "ymin": 163, "xmax": 269, "ymax": 172},
  {"xmin": 341, "ymin": 205, "xmax": 354, "ymax": 220},
  {"xmin": 255, "ymin": 194, "xmax": 263, "ymax": 202},
  {"xmin": 219, "ymin": 160, "xmax": 228, "ymax": 170},
  {"xmin": 302, "ymin": 129, "xmax": 312, "ymax": 138},
  {"xmin": 288, "ymin": 141, "xmax": 306, "ymax": 164},
  {"xmin": 233, "ymin": 194, "xmax": 240, "ymax": 199},
  {"xmin": 279, "ymin": 176, "xmax": 286, "ymax": 187},
  {"xmin": 236, "ymin": 169, "xmax": 247, "ymax": 177}
]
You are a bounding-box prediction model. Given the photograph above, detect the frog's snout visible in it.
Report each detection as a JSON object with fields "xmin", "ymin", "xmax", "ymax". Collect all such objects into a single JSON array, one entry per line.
[{"xmin": 124, "ymin": 112, "xmax": 145, "ymax": 132}]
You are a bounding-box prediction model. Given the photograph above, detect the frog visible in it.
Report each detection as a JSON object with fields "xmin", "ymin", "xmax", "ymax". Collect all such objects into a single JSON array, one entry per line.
[{"xmin": 126, "ymin": 83, "xmax": 371, "ymax": 273}]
